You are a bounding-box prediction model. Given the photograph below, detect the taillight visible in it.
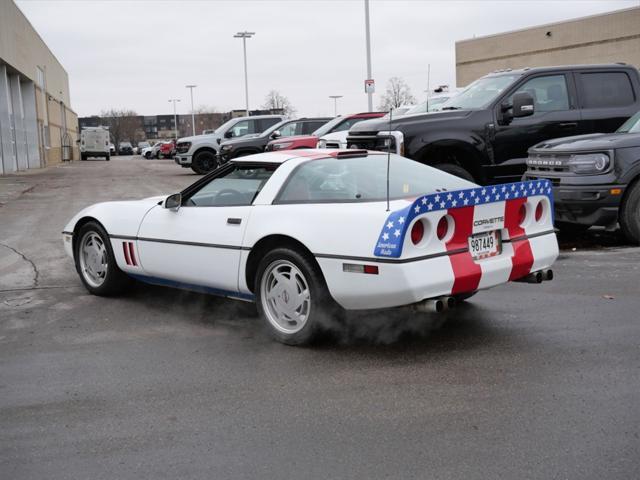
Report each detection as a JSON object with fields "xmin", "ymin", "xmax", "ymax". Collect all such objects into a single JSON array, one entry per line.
[
  {"xmin": 518, "ymin": 204, "xmax": 527, "ymax": 225},
  {"xmin": 411, "ymin": 220, "xmax": 424, "ymax": 245},
  {"xmin": 535, "ymin": 202, "xmax": 544, "ymax": 222},
  {"xmin": 436, "ymin": 216, "xmax": 448, "ymax": 240}
]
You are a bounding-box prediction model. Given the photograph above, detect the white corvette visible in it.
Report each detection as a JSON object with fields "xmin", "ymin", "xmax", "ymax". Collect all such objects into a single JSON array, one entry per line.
[{"xmin": 63, "ymin": 150, "xmax": 559, "ymax": 345}]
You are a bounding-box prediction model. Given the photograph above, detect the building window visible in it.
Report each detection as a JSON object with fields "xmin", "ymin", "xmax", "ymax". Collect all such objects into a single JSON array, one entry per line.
[{"xmin": 36, "ymin": 66, "xmax": 45, "ymax": 89}]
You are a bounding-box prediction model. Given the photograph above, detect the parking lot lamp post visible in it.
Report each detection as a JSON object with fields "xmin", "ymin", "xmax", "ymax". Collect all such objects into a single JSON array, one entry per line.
[
  {"xmin": 234, "ymin": 31, "xmax": 255, "ymax": 116},
  {"xmin": 329, "ymin": 95, "xmax": 343, "ymax": 116},
  {"xmin": 364, "ymin": 0, "xmax": 373, "ymax": 112},
  {"xmin": 185, "ymin": 85, "xmax": 197, "ymax": 136},
  {"xmin": 168, "ymin": 99, "xmax": 181, "ymax": 139}
]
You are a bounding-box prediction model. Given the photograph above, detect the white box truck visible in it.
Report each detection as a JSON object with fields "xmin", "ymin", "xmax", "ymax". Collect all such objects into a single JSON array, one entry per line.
[{"xmin": 80, "ymin": 127, "xmax": 111, "ymax": 161}]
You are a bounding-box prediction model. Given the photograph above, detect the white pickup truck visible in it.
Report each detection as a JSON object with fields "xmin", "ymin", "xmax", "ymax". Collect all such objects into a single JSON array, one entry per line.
[{"xmin": 174, "ymin": 114, "xmax": 286, "ymax": 174}]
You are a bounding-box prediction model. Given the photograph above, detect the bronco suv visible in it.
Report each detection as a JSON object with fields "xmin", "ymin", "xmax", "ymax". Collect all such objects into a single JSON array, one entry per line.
[
  {"xmin": 175, "ymin": 114, "xmax": 286, "ymax": 174},
  {"xmin": 347, "ymin": 64, "xmax": 640, "ymax": 184}
]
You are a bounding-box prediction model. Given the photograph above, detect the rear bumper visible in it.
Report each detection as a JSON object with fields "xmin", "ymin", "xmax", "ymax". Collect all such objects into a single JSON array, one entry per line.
[{"xmin": 316, "ymin": 231, "xmax": 558, "ymax": 310}]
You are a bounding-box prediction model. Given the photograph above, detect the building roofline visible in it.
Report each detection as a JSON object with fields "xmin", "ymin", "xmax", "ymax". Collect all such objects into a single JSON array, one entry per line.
[
  {"xmin": 456, "ymin": 5, "xmax": 640, "ymax": 45},
  {"xmin": 12, "ymin": 0, "xmax": 70, "ymax": 78}
]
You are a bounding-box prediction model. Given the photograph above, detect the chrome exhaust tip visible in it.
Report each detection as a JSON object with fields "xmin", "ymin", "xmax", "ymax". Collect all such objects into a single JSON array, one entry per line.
[
  {"xmin": 542, "ymin": 269, "xmax": 554, "ymax": 281},
  {"xmin": 515, "ymin": 271, "xmax": 543, "ymax": 284},
  {"xmin": 413, "ymin": 298, "xmax": 445, "ymax": 314},
  {"xmin": 441, "ymin": 296, "xmax": 456, "ymax": 310}
]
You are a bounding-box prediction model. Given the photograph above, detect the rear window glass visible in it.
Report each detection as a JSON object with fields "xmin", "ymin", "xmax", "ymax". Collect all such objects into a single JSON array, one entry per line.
[
  {"xmin": 580, "ymin": 72, "xmax": 635, "ymax": 108},
  {"xmin": 277, "ymin": 155, "xmax": 475, "ymax": 203}
]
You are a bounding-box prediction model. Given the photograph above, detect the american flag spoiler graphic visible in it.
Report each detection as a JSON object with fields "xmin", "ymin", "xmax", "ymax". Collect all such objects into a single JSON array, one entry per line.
[{"xmin": 374, "ymin": 179, "xmax": 554, "ymax": 259}]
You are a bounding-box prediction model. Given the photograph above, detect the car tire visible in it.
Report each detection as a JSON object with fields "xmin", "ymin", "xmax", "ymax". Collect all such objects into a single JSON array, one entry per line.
[
  {"xmin": 619, "ymin": 182, "xmax": 640, "ymax": 245},
  {"xmin": 433, "ymin": 163, "xmax": 475, "ymax": 182},
  {"xmin": 74, "ymin": 221, "xmax": 133, "ymax": 296},
  {"xmin": 81, "ymin": 154, "xmax": 86, "ymax": 161},
  {"xmin": 191, "ymin": 150, "xmax": 218, "ymax": 175},
  {"xmin": 255, "ymin": 247, "xmax": 337, "ymax": 346},
  {"xmin": 105, "ymin": 154, "xmax": 110, "ymax": 161}
]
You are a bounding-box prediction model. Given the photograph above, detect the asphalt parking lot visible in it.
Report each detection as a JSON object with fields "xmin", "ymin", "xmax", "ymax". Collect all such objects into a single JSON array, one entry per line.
[{"xmin": 1, "ymin": 156, "xmax": 639, "ymax": 479}]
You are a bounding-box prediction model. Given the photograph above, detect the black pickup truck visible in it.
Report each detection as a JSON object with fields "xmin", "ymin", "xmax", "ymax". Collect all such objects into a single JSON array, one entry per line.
[{"xmin": 347, "ymin": 64, "xmax": 640, "ymax": 185}]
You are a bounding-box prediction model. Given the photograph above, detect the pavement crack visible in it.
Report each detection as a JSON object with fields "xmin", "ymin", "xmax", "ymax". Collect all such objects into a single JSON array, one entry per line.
[{"xmin": 0, "ymin": 242, "xmax": 40, "ymax": 287}]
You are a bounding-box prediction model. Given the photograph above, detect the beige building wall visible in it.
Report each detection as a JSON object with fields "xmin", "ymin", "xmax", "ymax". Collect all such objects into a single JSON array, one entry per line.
[
  {"xmin": 0, "ymin": 0, "xmax": 78, "ymax": 173},
  {"xmin": 456, "ymin": 7, "xmax": 640, "ymax": 87}
]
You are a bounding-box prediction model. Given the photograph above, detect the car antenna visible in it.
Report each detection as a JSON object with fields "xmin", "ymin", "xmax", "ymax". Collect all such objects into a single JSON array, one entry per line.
[{"xmin": 386, "ymin": 108, "xmax": 392, "ymax": 212}]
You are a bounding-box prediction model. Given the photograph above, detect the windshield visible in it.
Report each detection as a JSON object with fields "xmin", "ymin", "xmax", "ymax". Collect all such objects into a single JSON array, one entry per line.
[
  {"xmin": 277, "ymin": 154, "xmax": 475, "ymax": 203},
  {"xmin": 617, "ymin": 111, "xmax": 640, "ymax": 133},
  {"xmin": 312, "ymin": 117, "xmax": 344, "ymax": 137},
  {"xmin": 260, "ymin": 119, "xmax": 289, "ymax": 138},
  {"xmin": 438, "ymin": 74, "xmax": 520, "ymax": 110}
]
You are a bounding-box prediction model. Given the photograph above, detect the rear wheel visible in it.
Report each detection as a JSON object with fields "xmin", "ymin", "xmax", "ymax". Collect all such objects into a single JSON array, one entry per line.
[
  {"xmin": 433, "ymin": 162, "xmax": 475, "ymax": 182},
  {"xmin": 81, "ymin": 154, "xmax": 87, "ymax": 161},
  {"xmin": 74, "ymin": 221, "xmax": 132, "ymax": 296},
  {"xmin": 619, "ymin": 182, "xmax": 640, "ymax": 244},
  {"xmin": 191, "ymin": 150, "xmax": 218, "ymax": 175},
  {"xmin": 144, "ymin": 152, "xmax": 151, "ymax": 159},
  {"xmin": 255, "ymin": 248, "xmax": 337, "ymax": 345},
  {"xmin": 105, "ymin": 154, "xmax": 110, "ymax": 161}
]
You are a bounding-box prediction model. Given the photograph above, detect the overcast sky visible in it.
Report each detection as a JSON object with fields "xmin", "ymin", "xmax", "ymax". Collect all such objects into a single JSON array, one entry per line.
[{"xmin": 15, "ymin": 0, "xmax": 639, "ymax": 118}]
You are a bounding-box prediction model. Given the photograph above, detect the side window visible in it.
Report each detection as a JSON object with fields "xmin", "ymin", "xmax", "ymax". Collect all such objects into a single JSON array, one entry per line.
[
  {"xmin": 184, "ymin": 165, "xmax": 277, "ymax": 207},
  {"xmin": 278, "ymin": 122, "xmax": 300, "ymax": 137},
  {"xmin": 259, "ymin": 118, "xmax": 281, "ymax": 132},
  {"xmin": 302, "ymin": 121, "xmax": 325, "ymax": 134},
  {"xmin": 509, "ymin": 75, "xmax": 570, "ymax": 113},
  {"xmin": 579, "ymin": 72, "xmax": 635, "ymax": 108},
  {"xmin": 230, "ymin": 120, "xmax": 251, "ymax": 137}
]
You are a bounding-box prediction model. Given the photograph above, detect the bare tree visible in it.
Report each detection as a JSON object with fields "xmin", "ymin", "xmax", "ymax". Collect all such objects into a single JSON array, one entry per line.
[
  {"xmin": 262, "ymin": 90, "xmax": 296, "ymax": 116},
  {"xmin": 194, "ymin": 105, "xmax": 219, "ymax": 114},
  {"xmin": 99, "ymin": 109, "xmax": 141, "ymax": 150},
  {"xmin": 378, "ymin": 77, "xmax": 417, "ymax": 111}
]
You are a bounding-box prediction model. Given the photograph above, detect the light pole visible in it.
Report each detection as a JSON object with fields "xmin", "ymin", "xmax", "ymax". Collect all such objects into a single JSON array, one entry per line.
[
  {"xmin": 364, "ymin": 0, "xmax": 373, "ymax": 112},
  {"xmin": 329, "ymin": 95, "xmax": 343, "ymax": 116},
  {"xmin": 185, "ymin": 85, "xmax": 197, "ymax": 136},
  {"xmin": 168, "ymin": 99, "xmax": 180, "ymax": 139},
  {"xmin": 234, "ymin": 31, "xmax": 255, "ymax": 116}
]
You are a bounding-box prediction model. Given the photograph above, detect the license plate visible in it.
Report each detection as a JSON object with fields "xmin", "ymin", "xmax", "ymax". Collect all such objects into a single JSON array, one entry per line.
[{"xmin": 469, "ymin": 230, "xmax": 501, "ymax": 260}]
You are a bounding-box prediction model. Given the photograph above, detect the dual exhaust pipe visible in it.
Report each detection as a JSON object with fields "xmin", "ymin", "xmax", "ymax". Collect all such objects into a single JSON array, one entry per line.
[
  {"xmin": 414, "ymin": 268, "xmax": 554, "ymax": 314},
  {"xmin": 413, "ymin": 295, "xmax": 456, "ymax": 314},
  {"xmin": 515, "ymin": 268, "xmax": 554, "ymax": 284}
]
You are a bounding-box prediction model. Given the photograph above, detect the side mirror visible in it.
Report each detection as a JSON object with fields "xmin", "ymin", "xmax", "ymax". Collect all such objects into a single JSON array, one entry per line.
[
  {"xmin": 512, "ymin": 92, "xmax": 535, "ymax": 118},
  {"xmin": 271, "ymin": 130, "xmax": 281, "ymax": 139},
  {"xmin": 224, "ymin": 131, "xmax": 233, "ymax": 139},
  {"xmin": 163, "ymin": 193, "xmax": 182, "ymax": 211}
]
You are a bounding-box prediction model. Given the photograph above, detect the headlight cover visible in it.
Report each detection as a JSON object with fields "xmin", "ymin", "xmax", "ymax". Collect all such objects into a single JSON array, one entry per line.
[
  {"xmin": 567, "ymin": 153, "xmax": 610, "ymax": 174},
  {"xmin": 221, "ymin": 144, "xmax": 233, "ymax": 151},
  {"xmin": 273, "ymin": 142, "xmax": 293, "ymax": 150}
]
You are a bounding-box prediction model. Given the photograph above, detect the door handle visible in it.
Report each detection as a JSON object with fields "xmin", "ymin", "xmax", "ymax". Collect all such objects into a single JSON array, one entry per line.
[
  {"xmin": 558, "ymin": 122, "xmax": 577, "ymax": 128},
  {"xmin": 227, "ymin": 218, "xmax": 242, "ymax": 225}
]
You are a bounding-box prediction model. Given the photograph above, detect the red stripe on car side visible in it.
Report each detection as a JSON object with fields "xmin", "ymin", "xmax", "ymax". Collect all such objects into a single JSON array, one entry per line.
[
  {"xmin": 445, "ymin": 206, "xmax": 482, "ymax": 295},
  {"xmin": 504, "ymin": 198, "xmax": 534, "ymax": 281},
  {"xmin": 128, "ymin": 242, "xmax": 137, "ymax": 267},
  {"xmin": 123, "ymin": 242, "xmax": 131, "ymax": 265}
]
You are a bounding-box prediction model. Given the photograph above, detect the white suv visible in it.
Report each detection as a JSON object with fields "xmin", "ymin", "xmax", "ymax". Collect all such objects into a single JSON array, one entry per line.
[{"xmin": 174, "ymin": 115, "xmax": 286, "ymax": 174}]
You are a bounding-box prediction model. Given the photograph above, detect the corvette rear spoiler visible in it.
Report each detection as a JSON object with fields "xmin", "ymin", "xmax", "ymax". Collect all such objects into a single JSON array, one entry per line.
[{"xmin": 373, "ymin": 179, "xmax": 553, "ymax": 258}]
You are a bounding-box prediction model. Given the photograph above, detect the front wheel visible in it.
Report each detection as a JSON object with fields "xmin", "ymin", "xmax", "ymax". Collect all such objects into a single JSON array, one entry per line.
[
  {"xmin": 255, "ymin": 248, "xmax": 336, "ymax": 345},
  {"xmin": 105, "ymin": 154, "xmax": 110, "ymax": 161},
  {"xmin": 74, "ymin": 221, "xmax": 132, "ymax": 296},
  {"xmin": 191, "ymin": 150, "xmax": 218, "ymax": 175},
  {"xmin": 619, "ymin": 182, "xmax": 640, "ymax": 245}
]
